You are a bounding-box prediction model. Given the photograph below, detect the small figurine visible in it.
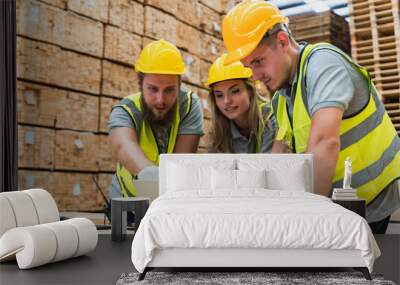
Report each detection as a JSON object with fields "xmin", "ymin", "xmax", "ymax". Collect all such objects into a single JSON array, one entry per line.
[{"xmin": 343, "ymin": 157, "xmax": 352, "ymax": 189}]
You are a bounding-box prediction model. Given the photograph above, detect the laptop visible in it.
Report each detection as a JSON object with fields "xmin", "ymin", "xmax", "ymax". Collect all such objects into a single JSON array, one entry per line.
[{"xmin": 132, "ymin": 180, "xmax": 159, "ymax": 202}]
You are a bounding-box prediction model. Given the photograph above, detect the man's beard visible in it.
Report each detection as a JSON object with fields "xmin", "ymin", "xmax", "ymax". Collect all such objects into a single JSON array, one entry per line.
[{"xmin": 141, "ymin": 97, "xmax": 177, "ymax": 127}]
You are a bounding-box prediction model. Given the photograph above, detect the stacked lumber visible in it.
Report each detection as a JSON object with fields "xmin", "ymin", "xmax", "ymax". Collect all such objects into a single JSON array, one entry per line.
[
  {"xmin": 16, "ymin": 0, "xmax": 225, "ymax": 211},
  {"xmin": 288, "ymin": 11, "xmax": 351, "ymax": 55}
]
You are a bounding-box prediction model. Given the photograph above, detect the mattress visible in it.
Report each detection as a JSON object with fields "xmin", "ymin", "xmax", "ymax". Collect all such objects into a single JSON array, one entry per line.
[{"xmin": 131, "ymin": 190, "xmax": 380, "ymax": 273}]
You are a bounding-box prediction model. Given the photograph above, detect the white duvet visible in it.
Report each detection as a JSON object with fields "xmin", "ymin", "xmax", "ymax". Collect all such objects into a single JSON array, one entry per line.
[{"xmin": 131, "ymin": 190, "xmax": 380, "ymax": 273}]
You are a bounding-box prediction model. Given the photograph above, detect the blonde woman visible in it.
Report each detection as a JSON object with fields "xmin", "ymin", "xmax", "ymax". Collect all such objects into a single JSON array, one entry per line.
[{"xmin": 206, "ymin": 54, "xmax": 286, "ymax": 153}]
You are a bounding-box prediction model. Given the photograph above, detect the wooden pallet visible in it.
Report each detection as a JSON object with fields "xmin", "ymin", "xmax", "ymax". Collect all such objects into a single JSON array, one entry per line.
[
  {"xmin": 288, "ymin": 11, "xmax": 351, "ymax": 55},
  {"xmin": 349, "ymin": 0, "xmax": 400, "ymax": 115},
  {"xmin": 384, "ymin": 101, "xmax": 400, "ymax": 134}
]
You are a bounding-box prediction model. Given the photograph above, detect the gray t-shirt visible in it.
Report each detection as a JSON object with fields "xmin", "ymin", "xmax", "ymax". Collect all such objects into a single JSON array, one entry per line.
[
  {"xmin": 230, "ymin": 112, "xmax": 277, "ymax": 153},
  {"xmin": 108, "ymin": 91, "xmax": 204, "ymax": 198},
  {"xmin": 280, "ymin": 45, "xmax": 370, "ymax": 120},
  {"xmin": 108, "ymin": 92, "xmax": 204, "ymax": 137},
  {"xmin": 278, "ymin": 44, "xmax": 399, "ymax": 223}
]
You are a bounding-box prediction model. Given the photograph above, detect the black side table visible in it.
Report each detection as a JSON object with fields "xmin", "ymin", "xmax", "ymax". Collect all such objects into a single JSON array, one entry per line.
[
  {"xmin": 111, "ymin": 197, "xmax": 150, "ymax": 242},
  {"xmin": 332, "ymin": 198, "xmax": 366, "ymax": 218}
]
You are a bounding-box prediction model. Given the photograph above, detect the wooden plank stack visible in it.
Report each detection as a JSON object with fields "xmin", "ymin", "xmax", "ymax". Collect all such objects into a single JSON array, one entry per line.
[
  {"xmin": 288, "ymin": 11, "xmax": 351, "ymax": 55},
  {"xmin": 348, "ymin": 0, "xmax": 400, "ymax": 134},
  {"xmin": 16, "ymin": 0, "xmax": 224, "ymax": 211}
]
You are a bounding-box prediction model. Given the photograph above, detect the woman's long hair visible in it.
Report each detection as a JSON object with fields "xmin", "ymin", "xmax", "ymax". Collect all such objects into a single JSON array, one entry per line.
[{"xmin": 208, "ymin": 79, "xmax": 270, "ymax": 153}]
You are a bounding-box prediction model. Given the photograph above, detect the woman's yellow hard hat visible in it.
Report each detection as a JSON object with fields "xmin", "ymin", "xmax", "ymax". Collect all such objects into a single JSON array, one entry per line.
[{"xmin": 205, "ymin": 53, "xmax": 252, "ymax": 87}]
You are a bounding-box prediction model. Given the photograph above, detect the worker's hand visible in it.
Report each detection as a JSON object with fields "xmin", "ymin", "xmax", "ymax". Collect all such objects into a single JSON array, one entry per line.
[{"xmin": 137, "ymin": 166, "xmax": 159, "ymax": 181}]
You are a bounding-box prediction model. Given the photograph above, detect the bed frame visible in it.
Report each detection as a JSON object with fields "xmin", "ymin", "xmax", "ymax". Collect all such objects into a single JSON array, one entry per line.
[
  {"xmin": 140, "ymin": 248, "xmax": 371, "ymax": 280},
  {"xmin": 138, "ymin": 154, "xmax": 371, "ymax": 281}
]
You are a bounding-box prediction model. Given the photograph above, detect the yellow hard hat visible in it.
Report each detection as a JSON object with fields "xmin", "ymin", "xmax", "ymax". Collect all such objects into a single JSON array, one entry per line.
[
  {"xmin": 135, "ymin": 39, "xmax": 185, "ymax": 75},
  {"xmin": 205, "ymin": 53, "xmax": 252, "ymax": 87},
  {"xmin": 222, "ymin": 0, "xmax": 288, "ymax": 65}
]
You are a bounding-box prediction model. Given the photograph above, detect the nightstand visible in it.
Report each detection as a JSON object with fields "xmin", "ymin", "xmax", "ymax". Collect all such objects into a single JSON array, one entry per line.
[
  {"xmin": 332, "ymin": 198, "xmax": 366, "ymax": 218},
  {"xmin": 111, "ymin": 197, "xmax": 150, "ymax": 242}
]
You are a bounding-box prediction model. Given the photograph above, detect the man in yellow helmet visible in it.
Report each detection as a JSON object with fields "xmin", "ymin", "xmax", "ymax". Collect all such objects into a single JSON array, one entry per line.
[
  {"xmin": 108, "ymin": 39, "xmax": 204, "ymax": 198},
  {"xmin": 222, "ymin": 0, "xmax": 400, "ymax": 233}
]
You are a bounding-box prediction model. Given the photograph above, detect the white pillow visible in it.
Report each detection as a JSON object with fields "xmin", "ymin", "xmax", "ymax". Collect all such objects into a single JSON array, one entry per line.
[
  {"xmin": 266, "ymin": 164, "xmax": 307, "ymax": 191},
  {"xmin": 211, "ymin": 169, "xmax": 268, "ymax": 190},
  {"xmin": 237, "ymin": 158, "xmax": 309, "ymax": 191},
  {"xmin": 211, "ymin": 168, "xmax": 236, "ymax": 190},
  {"xmin": 236, "ymin": 169, "xmax": 267, "ymax": 189},
  {"xmin": 166, "ymin": 159, "xmax": 236, "ymax": 192},
  {"xmin": 167, "ymin": 162, "xmax": 210, "ymax": 191}
]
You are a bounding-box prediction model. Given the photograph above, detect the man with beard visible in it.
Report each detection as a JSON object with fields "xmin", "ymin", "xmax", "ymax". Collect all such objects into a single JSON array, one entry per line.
[
  {"xmin": 222, "ymin": 0, "xmax": 400, "ymax": 233},
  {"xmin": 108, "ymin": 39, "xmax": 204, "ymax": 198}
]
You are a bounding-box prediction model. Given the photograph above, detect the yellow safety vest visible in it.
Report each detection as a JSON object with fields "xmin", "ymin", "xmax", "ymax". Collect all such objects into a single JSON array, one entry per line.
[
  {"xmin": 114, "ymin": 90, "xmax": 192, "ymax": 197},
  {"xmin": 254, "ymin": 101, "xmax": 273, "ymax": 153},
  {"xmin": 272, "ymin": 43, "xmax": 400, "ymax": 204}
]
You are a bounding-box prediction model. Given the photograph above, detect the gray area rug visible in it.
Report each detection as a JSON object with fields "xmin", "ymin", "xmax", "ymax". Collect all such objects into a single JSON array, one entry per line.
[{"xmin": 117, "ymin": 271, "xmax": 396, "ymax": 285}]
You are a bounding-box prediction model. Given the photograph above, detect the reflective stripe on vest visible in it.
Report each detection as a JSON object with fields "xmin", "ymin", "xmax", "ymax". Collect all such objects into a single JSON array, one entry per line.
[
  {"xmin": 272, "ymin": 43, "xmax": 400, "ymax": 204},
  {"xmin": 114, "ymin": 90, "xmax": 192, "ymax": 197}
]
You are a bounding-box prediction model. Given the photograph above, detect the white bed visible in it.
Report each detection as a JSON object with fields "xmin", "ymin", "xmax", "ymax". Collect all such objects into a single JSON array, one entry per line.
[{"xmin": 131, "ymin": 154, "xmax": 380, "ymax": 280}]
